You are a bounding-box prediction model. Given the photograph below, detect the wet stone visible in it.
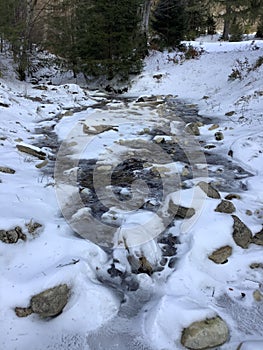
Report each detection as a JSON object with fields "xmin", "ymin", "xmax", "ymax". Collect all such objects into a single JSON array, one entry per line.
[
  {"xmin": 158, "ymin": 234, "xmax": 179, "ymax": 246},
  {"xmin": 215, "ymin": 131, "xmax": 224, "ymax": 141},
  {"xmin": 168, "ymin": 257, "xmax": 177, "ymax": 268},
  {"xmin": 161, "ymin": 245, "xmax": 177, "ymax": 257},
  {"xmin": 225, "ymin": 193, "xmax": 241, "ymax": 200},
  {"xmin": 107, "ymin": 264, "xmax": 124, "ymax": 278}
]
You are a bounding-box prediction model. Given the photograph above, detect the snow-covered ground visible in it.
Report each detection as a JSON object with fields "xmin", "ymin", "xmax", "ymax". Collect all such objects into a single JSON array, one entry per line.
[{"xmin": 0, "ymin": 37, "xmax": 263, "ymax": 350}]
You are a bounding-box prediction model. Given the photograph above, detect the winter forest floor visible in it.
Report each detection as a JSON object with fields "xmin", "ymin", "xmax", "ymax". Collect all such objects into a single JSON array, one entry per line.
[{"xmin": 1, "ymin": 36, "xmax": 263, "ymax": 350}]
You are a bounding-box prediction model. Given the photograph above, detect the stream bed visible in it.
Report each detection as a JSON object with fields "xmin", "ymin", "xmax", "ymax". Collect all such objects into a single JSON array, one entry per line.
[{"xmin": 35, "ymin": 93, "xmax": 253, "ymax": 350}]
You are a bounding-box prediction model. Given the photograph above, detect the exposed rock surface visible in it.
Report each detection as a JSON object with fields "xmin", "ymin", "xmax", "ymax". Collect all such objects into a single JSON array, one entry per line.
[
  {"xmin": 215, "ymin": 131, "xmax": 224, "ymax": 141},
  {"xmin": 185, "ymin": 122, "xmax": 200, "ymax": 136},
  {"xmin": 16, "ymin": 144, "xmax": 46, "ymax": 160},
  {"xmin": 0, "ymin": 166, "xmax": 15, "ymax": 174},
  {"xmin": 16, "ymin": 284, "xmax": 70, "ymax": 318},
  {"xmin": 250, "ymin": 262, "xmax": 263, "ymax": 269},
  {"xmin": 26, "ymin": 221, "xmax": 42, "ymax": 234},
  {"xmin": 232, "ymin": 215, "xmax": 252, "ymax": 249},
  {"xmin": 225, "ymin": 193, "xmax": 241, "ymax": 200},
  {"xmin": 215, "ymin": 200, "xmax": 236, "ymax": 214},
  {"xmin": 197, "ymin": 181, "xmax": 221, "ymax": 199},
  {"xmin": 127, "ymin": 255, "xmax": 154, "ymax": 276},
  {"xmin": 208, "ymin": 245, "xmax": 232, "ymax": 264},
  {"xmin": 181, "ymin": 316, "xmax": 229, "ymax": 349},
  {"xmin": 0, "ymin": 226, "xmax": 26, "ymax": 244},
  {"xmin": 168, "ymin": 201, "xmax": 196, "ymax": 219},
  {"xmin": 253, "ymin": 289, "xmax": 263, "ymax": 302},
  {"xmin": 82, "ymin": 124, "xmax": 118, "ymax": 135},
  {"xmin": 208, "ymin": 124, "xmax": 219, "ymax": 131},
  {"xmin": 252, "ymin": 227, "xmax": 263, "ymax": 246}
]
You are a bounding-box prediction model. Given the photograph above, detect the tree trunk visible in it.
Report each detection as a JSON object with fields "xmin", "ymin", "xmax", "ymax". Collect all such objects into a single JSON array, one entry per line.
[
  {"xmin": 141, "ymin": 0, "xmax": 153, "ymax": 37},
  {"xmin": 222, "ymin": 3, "xmax": 231, "ymax": 40}
]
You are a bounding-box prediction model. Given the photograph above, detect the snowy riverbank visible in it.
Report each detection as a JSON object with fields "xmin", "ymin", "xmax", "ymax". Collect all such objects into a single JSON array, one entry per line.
[{"xmin": 0, "ymin": 38, "xmax": 263, "ymax": 350}]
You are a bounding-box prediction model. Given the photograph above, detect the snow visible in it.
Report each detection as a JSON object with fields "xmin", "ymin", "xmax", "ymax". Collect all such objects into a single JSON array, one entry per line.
[{"xmin": 1, "ymin": 36, "xmax": 263, "ymax": 349}]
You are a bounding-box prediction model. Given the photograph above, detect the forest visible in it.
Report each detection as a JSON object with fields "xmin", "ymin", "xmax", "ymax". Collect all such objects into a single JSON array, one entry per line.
[{"xmin": 0, "ymin": 0, "xmax": 262, "ymax": 82}]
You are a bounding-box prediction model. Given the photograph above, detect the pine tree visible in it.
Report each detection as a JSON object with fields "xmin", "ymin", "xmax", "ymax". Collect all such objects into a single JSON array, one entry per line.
[
  {"xmin": 75, "ymin": 0, "xmax": 146, "ymax": 80},
  {"xmin": 212, "ymin": 0, "xmax": 263, "ymax": 40},
  {"xmin": 152, "ymin": 0, "xmax": 187, "ymax": 47}
]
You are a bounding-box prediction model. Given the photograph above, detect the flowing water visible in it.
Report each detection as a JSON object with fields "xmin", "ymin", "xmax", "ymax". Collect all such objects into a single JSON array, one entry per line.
[{"xmin": 35, "ymin": 94, "xmax": 253, "ymax": 350}]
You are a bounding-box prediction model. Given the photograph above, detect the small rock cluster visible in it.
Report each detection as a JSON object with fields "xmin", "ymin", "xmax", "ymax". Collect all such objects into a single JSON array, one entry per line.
[{"xmin": 0, "ymin": 222, "xmax": 42, "ymax": 244}]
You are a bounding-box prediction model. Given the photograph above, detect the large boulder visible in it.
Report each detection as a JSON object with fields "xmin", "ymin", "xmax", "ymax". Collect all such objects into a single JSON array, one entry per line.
[
  {"xmin": 232, "ymin": 215, "xmax": 252, "ymax": 249},
  {"xmin": 181, "ymin": 316, "xmax": 229, "ymax": 349}
]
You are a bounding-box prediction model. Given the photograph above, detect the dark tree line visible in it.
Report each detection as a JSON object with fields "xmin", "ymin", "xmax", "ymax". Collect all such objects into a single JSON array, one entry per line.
[
  {"xmin": 152, "ymin": 0, "xmax": 263, "ymax": 46},
  {"xmin": 0, "ymin": 0, "xmax": 262, "ymax": 82}
]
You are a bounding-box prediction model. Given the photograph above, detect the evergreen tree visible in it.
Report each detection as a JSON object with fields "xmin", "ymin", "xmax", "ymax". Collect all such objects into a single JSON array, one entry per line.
[
  {"xmin": 47, "ymin": 0, "xmax": 146, "ymax": 81},
  {"xmin": 212, "ymin": 0, "xmax": 263, "ymax": 40},
  {"xmin": 184, "ymin": 0, "xmax": 208, "ymax": 39},
  {"xmin": 75, "ymin": 0, "xmax": 146, "ymax": 80},
  {"xmin": 151, "ymin": 0, "xmax": 187, "ymax": 47}
]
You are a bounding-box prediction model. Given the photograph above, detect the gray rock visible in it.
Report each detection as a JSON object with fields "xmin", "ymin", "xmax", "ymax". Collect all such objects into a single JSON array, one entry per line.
[
  {"xmin": 252, "ymin": 228, "xmax": 263, "ymax": 246},
  {"xmin": 215, "ymin": 200, "xmax": 236, "ymax": 214},
  {"xmin": 225, "ymin": 193, "xmax": 241, "ymax": 200},
  {"xmin": 16, "ymin": 144, "xmax": 46, "ymax": 160},
  {"xmin": 0, "ymin": 166, "xmax": 15, "ymax": 174},
  {"xmin": 208, "ymin": 124, "xmax": 219, "ymax": 131},
  {"xmin": 250, "ymin": 262, "xmax": 263, "ymax": 269},
  {"xmin": 232, "ymin": 215, "xmax": 252, "ymax": 249},
  {"xmin": 185, "ymin": 122, "xmax": 200, "ymax": 136},
  {"xmin": 168, "ymin": 201, "xmax": 196, "ymax": 219},
  {"xmin": 253, "ymin": 290, "xmax": 263, "ymax": 302},
  {"xmin": 197, "ymin": 181, "xmax": 221, "ymax": 199},
  {"xmin": 30, "ymin": 284, "xmax": 70, "ymax": 318},
  {"xmin": 35, "ymin": 159, "xmax": 48, "ymax": 169},
  {"xmin": 0, "ymin": 226, "xmax": 26, "ymax": 244},
  {"xmin": 208, "ymin": 245, "xmax": 232, "ymax": 264},
  {"xmin": 127, "ymin": 255, "xmax": 153, "ymax": 276},
  {"xmin": 181, "ymin": 316, "xmax": 229, "ymax": 349},
  {"xmin": 15, "ymin": 306, "xmax": 33, "ymax": 317},
  {"xmin": 215, "ymin": 131, "xmax": 224, "ymax": 141},
  {"xmin": 26, "ymin": 221, "xmax": 42, "ymax": 234}
]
